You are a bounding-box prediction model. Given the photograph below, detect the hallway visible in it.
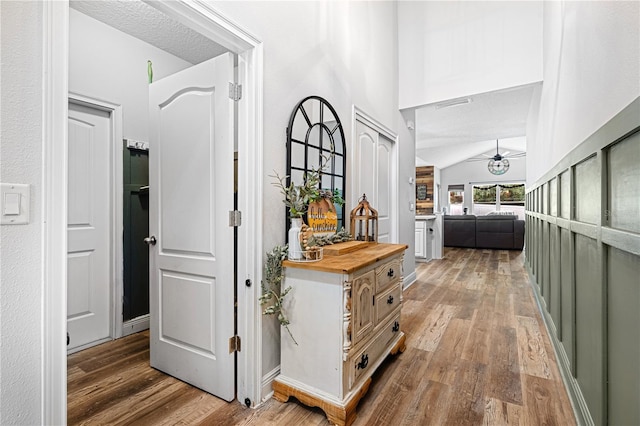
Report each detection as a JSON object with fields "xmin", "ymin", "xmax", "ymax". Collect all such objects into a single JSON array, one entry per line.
[{"xmin": 68, "ymin": 248, "xmax": 575, "ymax": 425}]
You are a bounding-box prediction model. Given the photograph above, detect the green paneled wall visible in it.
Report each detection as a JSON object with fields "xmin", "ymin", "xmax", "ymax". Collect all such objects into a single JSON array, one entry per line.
[
  {"xmin": 549, "ymin": 225, "xmax": 561, "ymax": 333},
  {"xmin": 123, "ymin": 143, "xmax": 149, "ymax": 322},
  {"xmin": 607, "ymin": 247, "xmax": 640, "ymax": 426},
  {"xmin": 525, "ymin": 97, "xmax": 640, "ymax": 426},
  {"xmin": 575, "ymin": 234, "xmax": 603, "ymax": 424},
  {"xmin": 542, "ymin": 221, "xmax": 550, "ymax": 301},
  {"xmin": 559, "ymin": 227, "xmax": 575, "ymax": 375}
]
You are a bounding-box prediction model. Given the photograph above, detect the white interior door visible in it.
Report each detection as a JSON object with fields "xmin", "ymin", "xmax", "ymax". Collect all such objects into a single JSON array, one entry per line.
[
  {"xmin": 376, "ymin": 136, "xmax": 392, "ymax": 242},
  {"xmin": 67, "ymin": 102, "xmax": 112, "ymax": 351},
  {"xmin": 148, "ymin": 52, "xmax": 235, "ymax": 400},
  {"xmin": 354, "ymin": 120, "xmax": 395, "ymax": 243}
]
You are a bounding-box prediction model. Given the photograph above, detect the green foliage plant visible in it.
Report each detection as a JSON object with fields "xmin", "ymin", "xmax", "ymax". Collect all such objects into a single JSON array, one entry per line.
[
  {"xmin": 270, "ymin": 154, "xmax": 344, "ymax": 218},
  {"xmin": 258, "ymin": 244, "xmax": 298, "ymax": 345}
]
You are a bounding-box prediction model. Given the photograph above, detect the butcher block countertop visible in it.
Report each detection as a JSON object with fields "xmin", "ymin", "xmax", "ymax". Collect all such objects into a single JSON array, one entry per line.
[{"xmin": 282, "ymin": 242, "xmax": 407, "ymax": 274}]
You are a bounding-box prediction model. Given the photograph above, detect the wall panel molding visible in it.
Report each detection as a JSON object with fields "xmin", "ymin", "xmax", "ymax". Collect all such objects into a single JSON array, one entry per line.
[{"xmin": 525, "ymin": 96, "xmax": 640, "ymax": 426}]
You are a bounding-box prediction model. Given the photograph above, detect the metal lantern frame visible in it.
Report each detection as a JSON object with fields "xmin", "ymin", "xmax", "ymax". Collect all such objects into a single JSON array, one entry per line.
[{"xmin": 350, "ymin": 194, "xmax": 378, "ymax": 242}]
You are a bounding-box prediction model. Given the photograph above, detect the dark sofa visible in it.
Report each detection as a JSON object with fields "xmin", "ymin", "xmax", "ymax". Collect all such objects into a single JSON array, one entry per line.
[{"xmin": 443, "ymin": 214, "xmax": 525, "ymax": 250}]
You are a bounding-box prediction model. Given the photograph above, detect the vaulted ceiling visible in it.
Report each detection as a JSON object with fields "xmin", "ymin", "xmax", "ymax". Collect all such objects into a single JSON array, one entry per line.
[
  {"xmin": 71, "ymin": 0, "xmax": 536, "ymax": 172},
  {"xmin": 413, "ymin": 82, "xmax": 539, "ymax": 169}
]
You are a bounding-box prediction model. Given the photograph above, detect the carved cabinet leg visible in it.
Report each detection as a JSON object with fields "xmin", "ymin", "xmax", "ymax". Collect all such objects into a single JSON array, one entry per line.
[{"xmin": 272, "ymin": 377, "xmax": 371, "ymax": 426}]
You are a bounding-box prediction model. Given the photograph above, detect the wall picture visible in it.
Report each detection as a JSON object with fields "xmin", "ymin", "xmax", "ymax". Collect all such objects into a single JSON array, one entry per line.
[{"xmin": 416, "ymin": 184, "xmax": 428, "ymax": 201}]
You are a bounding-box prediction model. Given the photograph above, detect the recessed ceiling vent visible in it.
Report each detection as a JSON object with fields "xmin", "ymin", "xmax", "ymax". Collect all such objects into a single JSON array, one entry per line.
[{"xmin": 435, "ymin": 97, "xmax": 473, "ymax": 110}]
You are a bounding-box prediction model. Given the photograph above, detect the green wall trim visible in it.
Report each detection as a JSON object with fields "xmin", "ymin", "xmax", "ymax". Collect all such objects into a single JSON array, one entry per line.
[
  {"xmin": 527, "ymin": 265, "xmax": 592, "ymax": 426},
  {"xmin": 529, "ymin": 97, "xmax": 640, "ymax": 190},
  {"xmin": 525, "ymin": 97, "xmax": 640, "ymax": 426},
  {"xmin": 602, "ymin": 227, "xmax": 640, "ymax": 256}
]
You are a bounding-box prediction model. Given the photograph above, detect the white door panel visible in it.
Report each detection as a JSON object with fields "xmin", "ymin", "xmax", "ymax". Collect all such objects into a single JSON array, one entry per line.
[
  {"xmin": 376, "ymin": 139, "xmax": 392, "ymax": 242},
  {"xmin": 354, "ymin": 120, "xmax": 395, "ymax": 243},
  {"xmin": 67, "ymin": 102, "xmax": 112, "ymax": 350},
  {"xmin": 149, "ymin": 52, "xmax": 235, "ymax": 401},
  {"xmin": 356, "ymin": 127, "xmax": 376, "ymax": 200}
]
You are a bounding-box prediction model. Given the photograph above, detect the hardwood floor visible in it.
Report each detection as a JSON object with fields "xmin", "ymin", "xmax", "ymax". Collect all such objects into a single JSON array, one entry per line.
[{"xmin": 68, "ymin": 248, "xmax": 576, "ymax": 425}]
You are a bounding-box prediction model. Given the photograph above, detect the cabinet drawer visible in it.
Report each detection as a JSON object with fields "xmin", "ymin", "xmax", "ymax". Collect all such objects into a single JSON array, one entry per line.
[
  {"xmin": 348, "ymin": 314, "xmax": 402, "ymax": 389},
  {"xmin": 375, "ymin": 283, "xmax": 402, "ymax": 325},
  {"xmin": 375, "ymin": 258, "xmax": 401, "ymax": 293}
]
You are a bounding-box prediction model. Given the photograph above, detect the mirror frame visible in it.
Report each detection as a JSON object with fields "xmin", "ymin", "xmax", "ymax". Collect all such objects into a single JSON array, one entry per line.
[{"xmin": 285, "ymin": 96, "xmax": 347, "ymax": 239}]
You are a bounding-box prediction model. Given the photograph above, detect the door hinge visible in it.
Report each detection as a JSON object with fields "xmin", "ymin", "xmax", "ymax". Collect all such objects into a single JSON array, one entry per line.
[
  {"xmin": 229, "ymin": 335, "xmax": 241, "ymax": 353},
  {"xmin": 229, "ymin": 210, "xmax": 242, "ymax": 227},
  {"xmin": 228, "ymin": 82, "xmax": 242, "ymax": 101}
]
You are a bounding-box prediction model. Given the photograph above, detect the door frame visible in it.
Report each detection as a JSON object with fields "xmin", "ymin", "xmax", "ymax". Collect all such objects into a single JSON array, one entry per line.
[
  {"xmin": 67, "ymin": 93, "xmax": 125, "ymax": 352},
  {"xmin": 351, "ymin": 106, "xmax": 399, "ymax": 243},
  {"xmin": 42, "ymin": 1, "xmax": 264, "ymax": 423}
]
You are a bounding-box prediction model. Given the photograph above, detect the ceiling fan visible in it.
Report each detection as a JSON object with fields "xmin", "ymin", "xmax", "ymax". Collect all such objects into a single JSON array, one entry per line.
[{"xmin": 466, "ymin": 139, "xmax": 526, "ymax": 175}]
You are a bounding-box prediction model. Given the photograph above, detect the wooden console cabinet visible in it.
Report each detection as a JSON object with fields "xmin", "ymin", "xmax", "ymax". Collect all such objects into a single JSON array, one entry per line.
[{"xmin": 273, "ymin": 243, "xmax": 407, "ymax": 426}]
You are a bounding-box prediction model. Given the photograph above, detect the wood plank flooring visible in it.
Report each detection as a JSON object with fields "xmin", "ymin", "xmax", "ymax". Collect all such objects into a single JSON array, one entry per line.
[{"xmin": 68, "ymin": 248, "xmax": 576, "ymax": 425}]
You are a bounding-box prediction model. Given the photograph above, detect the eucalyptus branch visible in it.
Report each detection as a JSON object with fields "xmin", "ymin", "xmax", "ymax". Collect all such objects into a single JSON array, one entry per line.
[
  {"xmin": 259, "ymin": 244, "xmax": 298, "ymax": 345},
  {"xmin": 306, "ymin": 227, "xmax": 353, "ymax": 247}
]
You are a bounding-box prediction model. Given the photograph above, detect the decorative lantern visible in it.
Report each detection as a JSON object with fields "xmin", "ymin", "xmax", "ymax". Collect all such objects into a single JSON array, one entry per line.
[{"xmin": 350, "ymin": 194, "xmax": 378, "ymax": 242}]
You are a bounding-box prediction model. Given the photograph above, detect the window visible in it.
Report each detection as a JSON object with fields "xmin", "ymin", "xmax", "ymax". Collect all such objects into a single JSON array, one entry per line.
[
  {"xmin": 472, "ymin": 183, "xmax": 525, "ymax": 219},
  {"xmin": 447, "ymin": 184, "xmax": 465, "ymax": 215}
]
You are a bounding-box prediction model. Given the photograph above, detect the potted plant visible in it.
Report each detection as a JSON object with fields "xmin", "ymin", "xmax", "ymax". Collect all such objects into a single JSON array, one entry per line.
[
  {"xmin": 270, "ymin": 155, "xmax": 344, "ymax": 260},
  {"xmin": 261, "ymin": 155, "xmax": 351, "ymax": 342}
]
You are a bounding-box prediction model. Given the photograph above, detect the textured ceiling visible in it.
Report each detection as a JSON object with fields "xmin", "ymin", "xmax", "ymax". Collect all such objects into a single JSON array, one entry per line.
[
  {"xmin": 70, "ymin": 0, "xmax": 228, "ymax": 64},
  {"xmin": 71, "ymin": 0, "xmax": 536, "ymax": 171},
  {"xmin": 414, "ymin": 83, "xmax": 539, "ymax": 169}
]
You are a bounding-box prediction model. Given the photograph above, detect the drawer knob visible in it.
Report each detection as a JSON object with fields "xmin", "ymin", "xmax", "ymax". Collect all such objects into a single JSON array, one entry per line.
[
  {"xmin": 357, "ymin": 353, "xmax": 369, "ymax": 370},
  {"xmin": 392, "ymin": 321, "xmax": 400, "ymax": 332},
  {"xmin": 387, "ymin": 268, "xmax": 394, "ymax": 278},
  {"xmin": 387, "ymin": 295, "xmax": 394, "ymax": 304}
]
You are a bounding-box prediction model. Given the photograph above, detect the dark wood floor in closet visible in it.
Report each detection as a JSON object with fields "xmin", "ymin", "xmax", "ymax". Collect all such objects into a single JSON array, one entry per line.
[{"xmin": 68, "ymin": 248, "xmax": 575, "ymax": 425}]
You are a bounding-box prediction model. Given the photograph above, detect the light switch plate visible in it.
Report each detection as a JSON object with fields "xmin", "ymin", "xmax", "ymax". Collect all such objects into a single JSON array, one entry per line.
[{"xmin": 1, "ymin": 183, "xmax": 30, "ymax": 225}]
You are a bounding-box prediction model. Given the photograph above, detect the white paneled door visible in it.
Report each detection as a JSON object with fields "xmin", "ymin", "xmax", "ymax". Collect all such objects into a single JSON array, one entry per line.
[
  {"xmin": 148, "ymin": 53, "xmax": 235, "ymax": 400},
  {"xmin": 67, "ymin": 102, "xmax": 112, "ymax": 351},
  {"xmin": 355, "ymin": 120, "xmax": 395, "ymax": 243}
]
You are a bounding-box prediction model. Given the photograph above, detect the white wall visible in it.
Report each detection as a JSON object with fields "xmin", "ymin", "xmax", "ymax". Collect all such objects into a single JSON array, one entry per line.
[
  {"xmin": 440, "ymin": 155, "xmax": 526, "ymax": 216},
  {"xmin": 70, "ymin": 9, "xmax": 192, "ymax": 142},
  {"xmin": 0, "ymin": 2, "xmax": 413, "ymax": 418},
  {"xmin": 209, "ymin": 0, "xmax": 414, "ymax": 390},
  {"xmin": 433, "ymin": 166, "xmax": 442, "ymax": 213},
  {"xmin": 0, "ymin": 2, "xmax": 44, "ymax": 424},
  {"xmin": 527, "ymin": 1, "xmax": 640, "ymax": 184},
  {"xmin": 398, "ymin": 1, "xmax": 543, "ymax": 109},
  {"xmin": 0, "ymin": 8, "xmax": 193, "ymax": 424}
]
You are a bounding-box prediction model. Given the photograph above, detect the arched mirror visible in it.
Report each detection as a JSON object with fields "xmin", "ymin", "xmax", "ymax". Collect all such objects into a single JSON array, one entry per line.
[{"xmin": 286, "ymin": 96, "xmax": 346, "ymax": 238}]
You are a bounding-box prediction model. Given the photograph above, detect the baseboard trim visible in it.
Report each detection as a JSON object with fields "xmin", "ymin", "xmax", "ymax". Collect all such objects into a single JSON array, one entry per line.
[
  {"xmin": 67, "ymin": 336, "xmax": 112, "ymax": 355},
  {"xmin": 403, "ymin": 271, "xmax": 417, "ymax": 290},
  {"xmin": 260, "ymin": 365, "xmax": 280, "ymax": 403},
  {"xmin": 526, "ymin": 266, "xmax": 593, "ymax": 426},
  {"xmin": 122, "ymin": 314, "xmax": 150, "ymax": 337}
]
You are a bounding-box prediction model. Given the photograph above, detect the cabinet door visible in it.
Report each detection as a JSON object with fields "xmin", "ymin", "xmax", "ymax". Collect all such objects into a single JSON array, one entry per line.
[
  {"xmin": 352, "ymin": 270, "xmax": 375, "ymax": 345},
  {"xmin": 415, "ymin": 222, "xmax": 426, "ymax": 258}
]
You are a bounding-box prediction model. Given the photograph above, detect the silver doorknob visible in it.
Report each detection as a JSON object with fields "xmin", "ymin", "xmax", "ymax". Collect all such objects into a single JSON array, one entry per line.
[{"xmin": 144, "ymin": 236, "xmax": 157, "ymax": 246}]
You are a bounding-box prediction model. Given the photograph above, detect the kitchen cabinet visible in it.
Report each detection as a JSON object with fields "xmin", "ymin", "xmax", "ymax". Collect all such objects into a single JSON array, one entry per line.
[{"xmin": 416, "ymin": 214, "xmax": 443, "ymax": 261}]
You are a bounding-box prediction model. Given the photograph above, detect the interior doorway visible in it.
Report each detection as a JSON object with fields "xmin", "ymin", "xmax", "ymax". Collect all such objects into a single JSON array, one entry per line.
[
  {"xmin": 67, "ymin": 98, "xmax": 118, "ymax": 353},
  {"xmin": 351, "ymin": 108, "xmax": 399, "ymax": 243},
  {"xmin": 67, "ymin": 0, "xmax": 236, "ymax": 390},
  {"xmin": 44, "ymin": 2, "xmax": 265, "ymax": 422}
]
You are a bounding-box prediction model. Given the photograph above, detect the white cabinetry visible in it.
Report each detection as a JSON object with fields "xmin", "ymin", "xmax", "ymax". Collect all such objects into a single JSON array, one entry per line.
[
  {"xmin": 415, "ymin": 217, "xmax": 433, "ymax": 261},
  {"xmin": 273, "ymin": 243, "xmax": 407, "ymax": 426},
  {"xmin": 415, "ymin": 214, "xmax": 444, "ymax": 261},
  {"xmin": 415, "ymin": 220, "xmax": 427, "ymax": 259}
]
